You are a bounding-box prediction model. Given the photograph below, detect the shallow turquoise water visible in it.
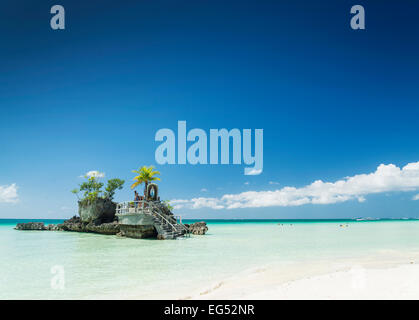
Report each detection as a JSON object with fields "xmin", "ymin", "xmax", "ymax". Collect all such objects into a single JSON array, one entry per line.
[{"xmin": 1, "ymin": 219, "xmax": 419, "ymax": 299}]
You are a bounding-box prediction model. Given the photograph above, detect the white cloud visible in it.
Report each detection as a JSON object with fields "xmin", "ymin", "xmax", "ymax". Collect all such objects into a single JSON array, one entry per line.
[
  {"xmin": 245, "ymin": 168, "xmax": 262, "ymax": 176},
  {"xmin": 82, "ymin": 170, "xmax": 105, "ymax": 178},
  {"xmin": 357, "ymin": 196, "xmax": 366, "ymax": 203},
  {"xmin": 413, "ymin": 194, "xmax": 419, "ymax": 201},
  {"xmin": 171, "ymin": 161, "xmax": 419, "ymax": 210},
  {"xmin": 200, "ymin": 188, "xmax": 208, "ymax": 192},
  {"xmin": 244, "ymin": 182, "xmax": 250, "ymax": 185},
  {"xmin": 0, "ymin": 183, "xmax": 18, "ymax": 203},
  {"xmin": 269, "ymin": 181, "xmax": 280, "ymax": 185},
  {"xmin": 172, "ymin": 197, "xmax": 224, "ymax": 210}
]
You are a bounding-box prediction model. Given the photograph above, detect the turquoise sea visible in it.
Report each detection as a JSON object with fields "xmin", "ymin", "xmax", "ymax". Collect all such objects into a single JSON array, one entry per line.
[{"xmin": 1, "ymin": 219, "xmax": 419, "ymax": 299}]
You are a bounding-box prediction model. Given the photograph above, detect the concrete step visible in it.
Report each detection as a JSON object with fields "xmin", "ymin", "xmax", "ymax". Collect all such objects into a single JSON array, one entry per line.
[
  {"xmin": 160, "ymin": 232, "xmax": 184, "ymax": 239},
  {"xmin": 152, "ymin": 214, "xmax": 189, "ymax": 239}
]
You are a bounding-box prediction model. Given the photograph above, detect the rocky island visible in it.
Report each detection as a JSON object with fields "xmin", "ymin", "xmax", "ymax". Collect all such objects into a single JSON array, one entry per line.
[
  {"xmin": 15, "ymin": 166, "xmax": 208, "ymax": 240},
  {"xmin": 15, "ymin": 217, "xmax": 207, "ymax": 237}
]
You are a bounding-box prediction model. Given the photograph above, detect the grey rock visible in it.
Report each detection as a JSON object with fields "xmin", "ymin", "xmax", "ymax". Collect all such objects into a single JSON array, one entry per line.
[
  {"xmin": 85, "ymin": 221, "xmax": 120, "ymax": 235},
  {"xmin": 46, "ymin": 224, "xmax": 60, "ymax": 231},
  {"xmin": 15, "ymin": 222, "xmax": 46, "ymax": 230},
  {"xmin": 56, "ymin": 216, "xmax": 120, "ymax": 235},
  {"xmin": 15, "ymin": 215, "xmax": 120, "ymax": 236},
  {"xmin": 78, "ymin": 198, "xmax": 116, "ymax": 224},
  {"xmin": 119, "ymin": 224, "xmax": 157, "ymax": 239},
  {"xmin": 185, "ymin": 221, "xmax": 208, "ymax": 235},
  {"xmin": 56, "ymin": 216, "xmax": 84, "ymax": 232}
]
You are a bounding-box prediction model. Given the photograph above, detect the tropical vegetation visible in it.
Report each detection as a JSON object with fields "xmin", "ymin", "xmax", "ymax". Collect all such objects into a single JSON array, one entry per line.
[
  {"xmin": 163, "ymin": 200, "xmax": 173, "ymax": 211},
  {"xmin": 72, "ymin": 175, "xmax": 125, "ymax": 205},
  {"xmin": 131, "ymin": 165, "xmax": 161, "ymax": 195}
]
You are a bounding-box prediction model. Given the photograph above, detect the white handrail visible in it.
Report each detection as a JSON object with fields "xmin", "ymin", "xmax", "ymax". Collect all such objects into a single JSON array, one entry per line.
[
  {"xmin": 115, "ymin": 200, "xmax": 149, "ymax": 215},
  {"xmin": 116, "ymin": 200, "xmax": 190, "ymax": 236},
  {"xmin": 148, "ymin": 203, "xmax": 179, "ymax": 233},
  {"xmin": 172, "ymin": 215, "xmax": 190, "ymax": 234},
  {"xmin": 148, "ymin": 202, "xmax": 190, "ymax": 236}
]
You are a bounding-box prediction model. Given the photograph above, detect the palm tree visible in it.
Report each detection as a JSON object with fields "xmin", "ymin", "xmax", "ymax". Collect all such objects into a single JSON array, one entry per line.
[{"xmin": 131, "ymin": 165, "xmax": 161, "ymax": 196}]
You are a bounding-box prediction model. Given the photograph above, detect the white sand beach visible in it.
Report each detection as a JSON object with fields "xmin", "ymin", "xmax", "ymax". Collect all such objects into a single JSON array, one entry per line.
[{"xmin": 187, "ymin": 258, "xmax": 419, "ymax": 300}]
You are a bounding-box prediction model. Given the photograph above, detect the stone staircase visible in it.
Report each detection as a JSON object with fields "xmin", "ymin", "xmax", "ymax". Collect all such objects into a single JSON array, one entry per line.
[
  {"xmin": 147, "ymin": 203, "xmax": 190, "ymax": 240},
  {"xmin": 152, "ymin": 216, "xmax": 186, "ymax": 239}
]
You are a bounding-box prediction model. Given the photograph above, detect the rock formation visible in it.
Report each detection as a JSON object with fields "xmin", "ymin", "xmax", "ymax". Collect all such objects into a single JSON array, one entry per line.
[
  {"xmin": 15, "ymin": 222, "xmax": 47, "ymax": 230},
  {"xmin": 78, "ymin": 198, "xmax": 116, "ymax": 224},
  {"xmin": 118, "ymin": 224, "xmax": 157, "ymax": 239},
  {"xmin": 15, "ymin": 219, "xmax": 209, "ymax": 237},
  {"xmin": 185, "ymin": 221, "xmax": 208, "ymax": 235},
  {"xmin": 57, "ymin": 216, "xmax": 120, "ymax": 235},
  {"xmin": 15, "ymin": 212, "xmax": 208, "ymax": 238},
  {"xmin": 15, "ymin": 216, "xmax": 120, "ymax": 235}
]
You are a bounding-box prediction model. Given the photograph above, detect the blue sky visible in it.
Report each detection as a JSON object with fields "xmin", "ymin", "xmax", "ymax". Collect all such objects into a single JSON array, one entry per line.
[{"xmin": 0, "ymin": 0, "xmax": 419, "ymax": 219}]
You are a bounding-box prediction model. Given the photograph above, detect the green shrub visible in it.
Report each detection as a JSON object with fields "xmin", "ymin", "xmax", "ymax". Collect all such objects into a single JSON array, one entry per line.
[
  {"xmin": 72, "ymin": 175, "xmax": 125, "ymax": 205},
  {"xmin": 163, "ymin": 200, "xmax": 174, "ymax": 211}
]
